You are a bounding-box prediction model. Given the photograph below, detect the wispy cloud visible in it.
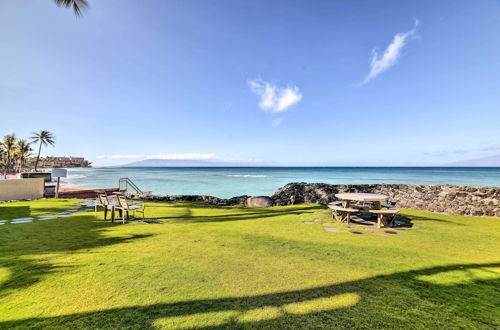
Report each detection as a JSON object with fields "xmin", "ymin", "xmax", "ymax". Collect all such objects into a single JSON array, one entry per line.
[
  {"xmin": 272, "ymin": 118, "xmax": 284, "ymax": 126},
  {"xmin": 424, "ymin": 149, "xmax": 470, "ymax": 157},
  {"xmin": 96, "ymin": 153, "xmax": 216, "ymax": 160},
  {"xmin": 248, "ymin": 79, "xmax": 303, "ymax": 113},
  {"xmin": 96, "ymin": 154, "xmax": 142, "ymax": 159},
  {"xmin": 483, "ymin": 144, "xmax": 500, "ymax": 151},
  {"xmin": 425, "ymin": 143, "xmax": 500, "ymax": 157},
  {"xmin": 362, "ymin": 19, "xmax": 419, "ymax": 84},
  {"xmin": 147, "ymin": 153, "xmax": 216, "ymax": 160}
]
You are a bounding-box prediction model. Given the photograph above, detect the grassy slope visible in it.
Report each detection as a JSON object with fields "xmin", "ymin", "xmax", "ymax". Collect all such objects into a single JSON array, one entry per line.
[{"xmin": 0, "ymin": 199, "xmax": 499, "ymax": 329}]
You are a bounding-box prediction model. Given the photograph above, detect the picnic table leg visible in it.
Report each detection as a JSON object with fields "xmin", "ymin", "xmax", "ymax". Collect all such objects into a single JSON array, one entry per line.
[
  {"xmin": 388, "ymin": 214, "xmax": 396, "ymax": 227},
  {"xmin": 111, "ymin": 206, "xmax": 115, "ymax": 223},
  {"xmin": 381, "ymin": 215, "xmax": 389, "ymax": 228},
  {"xmin": 332, "ymin": 210, "xmax": 341, "ymax": 222},
  {"xmin": 377, "ymin": 214, "xmax": 389, "ymax": 228},
  {"xmin": 342, "ymin": 200, "xmax": 351, "ymax": 208}
]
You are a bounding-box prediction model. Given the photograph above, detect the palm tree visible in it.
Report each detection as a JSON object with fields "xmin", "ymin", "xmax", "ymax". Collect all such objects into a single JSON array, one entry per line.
[
  {"xmin": 15, "ymin": 140, "xmax": 33, "ymax": 171},
  {"xmin": 54, "ymin": 0, "xmax": 89, "ymax": 16},
  {"xmin": 0, "ymin": 144, "xmax": 4, "ymax": 166},
  {"xmin": 31, "ymin": 130, "xmax": 56, "ymax": 171},
  {"xmin": 1, "ymin": 134, "xmax": 17, "ymax": 170}
]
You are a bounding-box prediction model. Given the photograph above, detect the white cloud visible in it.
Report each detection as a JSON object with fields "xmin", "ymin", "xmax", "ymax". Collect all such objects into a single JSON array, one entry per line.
[
  {"xmin": 362, "ymin": 19, "xmax": 419, "ymax": 84},
  {"xmin": 96, "ymin": 153, "xmax": 216, "ymax": 160},
  {"xmin": 248, "ymin": 79, "xmax": 302, "ymax": 113}
]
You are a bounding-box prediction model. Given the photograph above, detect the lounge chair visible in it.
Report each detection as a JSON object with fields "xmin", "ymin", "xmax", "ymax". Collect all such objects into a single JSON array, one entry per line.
[
  {"xmin": 95, "ymin": 192, "xmax": 115, "ymax": 220},
  {"xmin": 113, "ymin": 195, "xmax": 145, "ymax": 224}
]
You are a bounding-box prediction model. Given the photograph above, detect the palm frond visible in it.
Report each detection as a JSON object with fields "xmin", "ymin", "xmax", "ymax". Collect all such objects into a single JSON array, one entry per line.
[{"xmin": 54, "ymin": 0, "xmax": 89, "ymax": 17}]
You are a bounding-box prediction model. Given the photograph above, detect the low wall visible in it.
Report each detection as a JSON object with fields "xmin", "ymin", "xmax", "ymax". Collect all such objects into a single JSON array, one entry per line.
[
  {"xmin": 143, "ymin": 182, "xmax": 500, "ymax": 217},
  {"xmin": 44, "ymin": 187, "xmax": 120, "ymax": 199},
  {"xmin": 0, "ymin": 178, "xmax": 45, "ymax": 201},
  {"xmin": 272, "ymin": 183, "xmax": 500, "ymax": 217},
  {"xmin": 143, "ymin": 194, "xmax": 250, "ymax": 206}
]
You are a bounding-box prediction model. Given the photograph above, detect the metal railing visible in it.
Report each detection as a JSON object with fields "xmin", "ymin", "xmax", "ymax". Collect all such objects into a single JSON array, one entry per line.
[{"xmin": 118, "ymin": 178, "xmax": 151, "ymax": 197}]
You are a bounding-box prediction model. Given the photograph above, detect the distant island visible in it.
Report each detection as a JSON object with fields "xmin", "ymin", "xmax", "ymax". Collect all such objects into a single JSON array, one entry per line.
[
  {"xmin": 444, "ymin": 154, "xmax": 500, "ymax": 167},
  {"xmin": 120, "ymin": 159, "xmax": 263, "ymax": 167},
  {"xmin": 119, "ymin": 157, "xmax": 500, "ymax": 168}
]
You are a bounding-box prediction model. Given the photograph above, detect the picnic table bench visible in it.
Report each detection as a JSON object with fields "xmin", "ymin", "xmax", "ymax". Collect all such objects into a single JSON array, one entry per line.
[
  {"xmin": 328, "ymin": 204, "xmax": 358, "ymax": 224},
  {"xmin": 330, "ymin": 193, "xmax": 400, "ymax": 228},
  {"xmin": 370, "ymin": 209, "xmax": 400, "ymax": 228}
]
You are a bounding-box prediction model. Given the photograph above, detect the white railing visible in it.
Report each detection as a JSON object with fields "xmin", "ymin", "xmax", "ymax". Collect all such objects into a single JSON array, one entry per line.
[{"xmin": 118, "ymin": 178, "xmax": 151, "ymax": 197}]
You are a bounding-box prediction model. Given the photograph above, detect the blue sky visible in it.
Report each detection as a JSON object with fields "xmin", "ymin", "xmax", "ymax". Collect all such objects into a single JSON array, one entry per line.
[{"xmin": 1, "ymin": 0, "xmax": 500, "ymax": 166}]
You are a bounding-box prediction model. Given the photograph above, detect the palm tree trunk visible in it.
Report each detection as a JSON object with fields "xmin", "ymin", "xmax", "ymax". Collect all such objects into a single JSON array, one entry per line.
[{"xmin": 34, "ymin": 141, "xmax": 42, "ymax": 171}]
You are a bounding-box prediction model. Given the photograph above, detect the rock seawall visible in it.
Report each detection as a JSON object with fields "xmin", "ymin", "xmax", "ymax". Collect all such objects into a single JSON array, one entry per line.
[
  {"xmin": 272, "ymin": 183, "xmax": 500, "ymax": 217},
  {"xmin": 142, "ymin": 183, "xmax": 500, "ymax": 217},
  {"xmin": 143, "ymin": 194, "xmax": 250, "ymax": 206}
]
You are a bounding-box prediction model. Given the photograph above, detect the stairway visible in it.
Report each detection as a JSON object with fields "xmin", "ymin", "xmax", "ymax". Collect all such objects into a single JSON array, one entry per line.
[{"xmin": 118, "ymin": 178, "xmax": 152, "ymax": 197}]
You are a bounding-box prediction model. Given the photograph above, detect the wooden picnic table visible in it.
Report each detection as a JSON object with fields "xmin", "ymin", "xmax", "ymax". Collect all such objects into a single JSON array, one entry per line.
[
  {"xmin": 331, "ymin": 193, "xmax": 398, "ymax": 228},
  {"xmin": 334, "ymin": 192, "xmax": 389, "ymax": 210}
]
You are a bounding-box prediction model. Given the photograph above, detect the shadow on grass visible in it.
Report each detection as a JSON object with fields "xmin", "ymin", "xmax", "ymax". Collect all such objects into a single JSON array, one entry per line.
[
  {"xmin": 0, "ymin": 258, "xmax": 75, "ymax": 299},
  {"xmin": 0, "ymin": 204, "xmax": 90, "ymax": 219},
  {"xmin": 0, "ymin": 206, "xmax": 31, "ymax": 219},
  {"xmin": 0, "ymin": 215, "xmax": 153, "ymax": 299},
  {"xmin": 401, "ymin": 212, "xmax": 467, "ymax": 225},
  {"xmin": 1, "ymin": 262, "xmax": 498, "ymax": 328},
  {"xmin": 148, "ymin": 205, "xmax": 323, "ymax": 224}
]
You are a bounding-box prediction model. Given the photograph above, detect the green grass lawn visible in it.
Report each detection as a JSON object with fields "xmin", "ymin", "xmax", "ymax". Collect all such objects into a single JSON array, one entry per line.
[{"xmin": 0, "ymin": 199, "xmax": 499, "ymax": 329}]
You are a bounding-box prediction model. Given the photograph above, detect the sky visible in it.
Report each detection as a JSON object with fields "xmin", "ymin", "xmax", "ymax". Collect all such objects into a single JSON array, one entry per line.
[{"xmin": 1, "ymin": 0, "xmax": 500, "ymax": 166}]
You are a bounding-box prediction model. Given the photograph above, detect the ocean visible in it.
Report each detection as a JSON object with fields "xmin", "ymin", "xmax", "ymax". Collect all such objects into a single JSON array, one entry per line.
[{"xmin": 61, "ymin": 167, "xmax": 500, "ymax": 198}]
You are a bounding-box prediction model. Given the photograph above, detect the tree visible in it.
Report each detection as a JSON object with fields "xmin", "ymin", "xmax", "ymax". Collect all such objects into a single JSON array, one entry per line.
[
  {"xmin": 1, "ymin": 134, "xmax": 17, "ymax": 170},
  {"xmin": 15, "ymin": 140, "xmax": 33, "ymax": 171},
  {"xmin": 31, "ymin": 131, "xmax": 56, "ymax": 171},
  {"xmin": 54, "ymin": 0, "xmax": 89, "ymax": 17}
]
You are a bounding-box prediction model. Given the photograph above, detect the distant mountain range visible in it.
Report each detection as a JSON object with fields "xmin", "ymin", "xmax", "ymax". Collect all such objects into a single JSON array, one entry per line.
[
  {"xmin": 117, "ymin": 155, "xmax": 500, "ymax": 167},
  {"xmin": 444, "ymin": 153, "xmax": 500, "ymax": 166},
  {"xmin": 120, "ymin": 159, "xmax": 264, "ymax": 167}
]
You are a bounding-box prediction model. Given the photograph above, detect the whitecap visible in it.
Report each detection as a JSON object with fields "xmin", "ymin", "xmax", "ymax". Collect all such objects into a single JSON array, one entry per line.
[
  {"xmin": 66, "ymin": 174, "xmax": 88, "ymax": 179},
  {"xmin": 224, "ymin": 174, "xmax": 272, "ymax": 178}
]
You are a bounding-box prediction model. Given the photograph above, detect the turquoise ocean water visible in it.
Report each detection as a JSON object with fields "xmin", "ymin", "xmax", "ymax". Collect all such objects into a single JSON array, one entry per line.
[{"xmin": 62, "ymin": 167, "xmax": 500, "ymax": 198}]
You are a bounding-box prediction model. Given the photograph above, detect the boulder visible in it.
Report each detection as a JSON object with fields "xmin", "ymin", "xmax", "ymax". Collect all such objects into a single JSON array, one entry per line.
[{"xmin": 246, "ymin": 196, "xmax": 273, "ymax": 208}]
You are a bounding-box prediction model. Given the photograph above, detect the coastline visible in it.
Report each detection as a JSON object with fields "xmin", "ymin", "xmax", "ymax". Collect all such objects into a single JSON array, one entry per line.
[
  {"xmin": 137, "ymin": 182, "xmax": 500, "ymax": 218},
  {"xmin": 61, "ymin": 167, "xmax": 500, "ymax": 198}
]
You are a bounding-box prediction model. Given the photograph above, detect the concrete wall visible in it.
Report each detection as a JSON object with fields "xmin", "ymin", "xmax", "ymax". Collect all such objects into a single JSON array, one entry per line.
[
  {"xmin": 0, "ymin": 178, "xmax": 45, "ymax": 201},
  {"xmin": 21, "ymin": 172, "xmax": 52, "ymax": 182}
]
